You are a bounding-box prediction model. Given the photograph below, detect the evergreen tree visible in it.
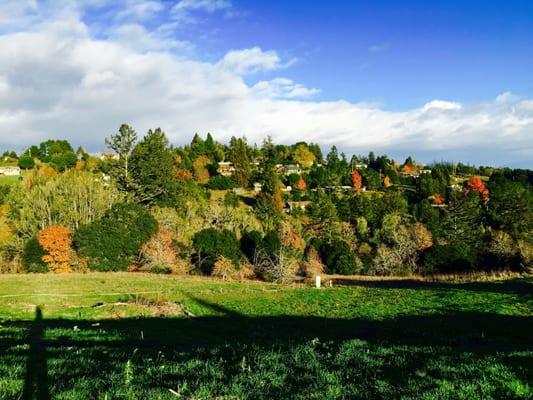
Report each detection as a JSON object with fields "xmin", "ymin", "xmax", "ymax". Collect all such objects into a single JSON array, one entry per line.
[{"xmin": 129, "ymin": 128, "xmax": 178, "ymax": 206}]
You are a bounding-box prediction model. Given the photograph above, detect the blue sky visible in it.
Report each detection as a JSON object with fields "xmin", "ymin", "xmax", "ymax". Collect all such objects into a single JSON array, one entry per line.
[{"xmin": 0, "ymin": 0, "xmax": 532, "ymax": 166}]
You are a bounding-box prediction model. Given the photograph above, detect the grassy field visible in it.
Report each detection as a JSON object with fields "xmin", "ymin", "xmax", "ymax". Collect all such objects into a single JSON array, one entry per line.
[
  {"xmin": 0, "ymin": 273, "xmax": 531, "ymax": 399},
  {"xmin": 0, "ymin": 175, "xmax": 22, "ymax": 186}
]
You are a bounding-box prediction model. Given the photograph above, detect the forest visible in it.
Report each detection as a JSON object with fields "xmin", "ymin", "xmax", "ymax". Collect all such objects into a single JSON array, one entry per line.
[{"xmin": 0, "ymin": 124, "xmax": 531, "ymax": 279}]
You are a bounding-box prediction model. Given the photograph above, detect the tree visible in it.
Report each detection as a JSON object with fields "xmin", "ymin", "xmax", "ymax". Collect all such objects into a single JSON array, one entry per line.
[
  {"xmin": 74, "ymin": 203, "xmax": 157, "ymax": 271},
  {"xmin": 351, "ymin": 170, "xmax": 362, "ymax": 191},
  {"xmin": 18, "ymin": 155, "xmax": 35, "ymax": 170},
  {"xmin": 466, "ymin": 176, "xmax": 489, "ymax": 201},
  {"xmin": 307, "ymin": 191, "xmax": 339, "ymax": 242},
  {"xmin": 129, "ymin": 128, "xmax": 178, "ymax": 205},
  {"xmin": 295, "ymin": 176, "xmax": 307, "ymax": 191},
  {"xmin": 105, "ymin": 124, "xmax": 138, "ymax": 188},
  {"xmin": 487, "ymin": 177, "xmax": 532, "ymax": 240},
  {"xmin": 192, "ymin": 155, "xmax": 211, "ymax": 184},
  {"xmin": 8, "ymin": 170, "xmax": 122, "ymax": 239},
  {"xmin": 37, "ymin": 225, "xmax": 73, "ymax": 273},
  {"xmin": 29, "ymin": 140, "xmax": 77, "ymax": 171},
  {"xmin": 292, "ymin": 144, "xmax": 316, "ymax": 169},
  {"xmin": 192, "ymin": 228, "xmax": 242, "ymax": 274},
  {"xmin": 228, "ymin": 137, "xmax": 252, "ymax": 188},
  {"xmin": 319, "ymin": 240, "xmax": 359, "ymax": 275}
]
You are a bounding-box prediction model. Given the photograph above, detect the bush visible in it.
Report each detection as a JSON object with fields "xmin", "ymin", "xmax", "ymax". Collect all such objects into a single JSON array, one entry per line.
[
  {"xmin": 422, "ymin": 241, "xmax": 477, "ymax": 274},
  {"xmin": 74, "ymin": 203, "xmax": 158, "ymax": 271},
  {"xmin": 192, "ymin": 228, "xmax": 242, "ymax": 274},
  {"xmin": 137, "ymin": 228, "xmax": 187, "ymax": 274},
  {"xmin": 207, "ymin": 175, "xmax": 236, "ymax": 190},
  {"xmin": 319, "ymin": 240, "xmax": 358, "ymax": 275},
  {"xmin": 23, "ymin": 237, "xmax": 48, "ymax": 273},
  {"xmin": 223, "ymin": 191, "xmax": 240, "ymax": 208},
  {"xmin": 18, "ymin": 155, "xmax": 35, "ymax": 170},
  {"xmin": 211, "ymin": 256, "xmax": 237, "ymax": 280},
  {"xmin": 241, "ymin": 230, "xmax": 262, "ymax": 262}
]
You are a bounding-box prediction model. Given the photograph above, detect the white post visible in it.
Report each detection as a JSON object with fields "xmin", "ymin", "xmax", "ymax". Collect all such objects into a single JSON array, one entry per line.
[{"xmin": 315, "ymin": 275, "xmax": 321, "ymax": 289}]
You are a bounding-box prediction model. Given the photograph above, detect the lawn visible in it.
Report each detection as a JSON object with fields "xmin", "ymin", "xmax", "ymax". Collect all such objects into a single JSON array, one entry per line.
[
  {"xmin": 0, "ymin": 273, "xmax": 531, "ymax": 399},
  {"xmin": 0, "ymin": 175, "xmax": 22, "ymax": 186}
]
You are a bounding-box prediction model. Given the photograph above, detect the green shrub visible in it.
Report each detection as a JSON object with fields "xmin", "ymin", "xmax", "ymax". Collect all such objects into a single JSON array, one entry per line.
[
  {"xmin": 422, "ymin": 241, "xmax": 477, "ymax": 273},
  {"xmin": 223, "ymin": 191, "xmax": 240, "ymax": 208},
  {"xmin": 319, "ymin": 240, "xmax": 358, "ymax": 275},
  {"xmin": 207, "ymin": 175, "xmax": 236, "ymax": 190},
  {"xmin": 23, "ymin": 236, "xmax": 48, "ymax": 273},
  {"xmin": 241, "ymin": 230, "xmax": 262, "ymax": 262},
  {"xmin": 17, "ymin": 155, "xmax": 35, "ymax": 170},
  {"xmin": 74, "ymin": 203, "xmax": 157, "ymax": 271},
  {"xmin": 192, "ymin": 228, "xmax": 242, "ymax": 274}
]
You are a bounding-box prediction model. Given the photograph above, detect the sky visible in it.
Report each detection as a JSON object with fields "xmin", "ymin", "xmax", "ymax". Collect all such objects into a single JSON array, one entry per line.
[{"xmin": 0, "ymin": 0, "xmax": 532, "ymax": 167}]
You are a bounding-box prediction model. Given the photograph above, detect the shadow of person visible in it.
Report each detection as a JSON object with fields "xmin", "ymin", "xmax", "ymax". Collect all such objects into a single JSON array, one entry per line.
[{"xmin": 22, "ymin": 306, "xmax": 50, "ymax": 400}]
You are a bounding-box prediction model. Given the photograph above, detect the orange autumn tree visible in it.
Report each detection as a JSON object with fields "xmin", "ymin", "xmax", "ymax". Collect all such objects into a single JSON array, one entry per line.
[
  {"xmin": 383, "ymin": 176, "xmax": 392, "ymax": 187},
  {"xmin": 295, "ymin": 176, "xmax": 307, "ymax": 190},
  {"xmin": 433, "ymin": 194, "xmax": 445, "ymax": 205},
  {"xmin": 351, "ymin": 170, "xmax": 362, "ymax": 191},
  {"xmin": 37, "ymin": 225, "xmax": 73, "ymax": 273},
  {"xmin": 466, "ymin": 176, "xmax": 489, "ymax": 201}
]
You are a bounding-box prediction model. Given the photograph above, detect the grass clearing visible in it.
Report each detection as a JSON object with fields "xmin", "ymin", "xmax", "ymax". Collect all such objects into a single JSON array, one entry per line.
[{"xmin": 0, "ymin": 273, "xmax": 531, "ymax": 399}]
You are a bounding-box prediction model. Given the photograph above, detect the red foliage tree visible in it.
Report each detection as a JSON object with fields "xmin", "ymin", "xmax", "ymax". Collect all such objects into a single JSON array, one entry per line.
[
  {"xmin": 466, "ymin": 176, "xmax": 489, "ymax": 200},
  {"xmin": 351, "ymin": 171, "xmax": 362, "ymax": 191},
  {"xmin": 295, "ymin": 176, "xmax": 307, "ymax": 191},
  {"xmin": 433, "ymin": 194, "xmax": 445, "ymax": 205}
]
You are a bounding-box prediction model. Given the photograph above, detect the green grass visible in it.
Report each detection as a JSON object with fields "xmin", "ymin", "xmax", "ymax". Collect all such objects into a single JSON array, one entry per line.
[
  {"xmin": 0, "ymin": 273, "xmax": 531, "ymax": 399},
  {"xmin": 0, "ymin": 175, "xmax": 22, "ymax": 186}
]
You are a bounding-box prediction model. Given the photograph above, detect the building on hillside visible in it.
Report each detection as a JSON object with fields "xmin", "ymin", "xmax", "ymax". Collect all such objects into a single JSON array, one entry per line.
[
  {"xmin": 0, "ymin": 166, "xmax": 20, "ymax": 176},
  {"xmin": 98, "ymin": 152, "xmax": 119, "ymax": 161},
  {"xmin": 282, "ymin": 164, "xmax": 301, "ymax": 175},
  {"xmin": 217, "ymin": 161, "xmax": 235, "ymax": 176},
  {"xmin": 285, "ymin": 201, "xmax": 311, "ymax": 213},
  {"xmin": 253, "ymin": 182, "xmax": 263, "ymax": 192}
]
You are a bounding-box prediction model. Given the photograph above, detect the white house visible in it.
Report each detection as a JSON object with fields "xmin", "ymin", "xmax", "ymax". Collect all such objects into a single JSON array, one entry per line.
[{"xmin": 0, "ymin": 166, "xmax": 21, "ymax": 176}]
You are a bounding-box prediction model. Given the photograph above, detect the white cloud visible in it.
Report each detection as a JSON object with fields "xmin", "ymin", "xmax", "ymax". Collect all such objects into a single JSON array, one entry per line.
[
  {"xmin": 171, "ymin": 0, "xmax": 232, "ymax": 23},
  {"xmin": 422, "ymin": 100, "xmax": 462, "ymax": 111},
  {"xmin": 217, "ymin": 47, "xmax": 295, "ymax": 75},
  {"xmin": 0, "ymin": 3, "xmax": 531, "ymax": 167},
  {"xmin": 252, "ymin": 78, "xmax": 320, "ymax": 99}
]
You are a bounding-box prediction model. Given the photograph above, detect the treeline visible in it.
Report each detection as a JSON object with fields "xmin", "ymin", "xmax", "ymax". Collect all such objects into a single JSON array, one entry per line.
[{"xmin": 0, "ymin": 125, "xmax": 531, "ymax": 279}]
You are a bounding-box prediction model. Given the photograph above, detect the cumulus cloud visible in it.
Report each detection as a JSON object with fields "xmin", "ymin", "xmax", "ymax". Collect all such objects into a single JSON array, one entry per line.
[{"xmin": 0, "ymin": 2, "xmax": 531, "ymax": 167}]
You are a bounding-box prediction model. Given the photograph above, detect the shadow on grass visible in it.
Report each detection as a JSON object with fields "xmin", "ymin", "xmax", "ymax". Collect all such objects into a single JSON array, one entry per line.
[
  {"xmin": 330, "ymin": 276, "xmax": 533, "ymax": 295},
  {"xmin": 21, "ymin": 306, "xmax": 50, "ymax": 400},
  {"xmin": 4, "ymin": 298, "xmax": 533, "ymax": 398}
]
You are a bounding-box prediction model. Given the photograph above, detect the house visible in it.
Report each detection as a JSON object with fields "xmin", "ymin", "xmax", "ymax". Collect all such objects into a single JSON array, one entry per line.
[
  {"xmin": 282, "ymin": 164, "xmax": 301, "ymax": 175},
  {"xmin": 253, "ymin": 182, "xmax": 263, "ymax": 192},
  {"xmin": 285, "ymin": 201, "xmax": 311, "ymax": 213},
  {"xmin": 217, "ymin": 161, "xmax": 235, "ymax": 177},
  {"xmin": 99, "ymin": 152, "xmax": 119, "ymax": 161},
  {"xmin": 0, "ymin": 166, "xmax": 21, "ymax": 176}
]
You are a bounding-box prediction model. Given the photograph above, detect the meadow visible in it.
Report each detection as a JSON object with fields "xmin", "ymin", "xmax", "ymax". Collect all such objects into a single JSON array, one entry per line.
[{"xmin": 0, "ymin": 273, "xmax": 531, "ymax": 399}]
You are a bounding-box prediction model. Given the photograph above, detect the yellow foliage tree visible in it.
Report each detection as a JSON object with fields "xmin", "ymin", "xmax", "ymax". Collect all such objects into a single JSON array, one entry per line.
[
  {"xmin": 292, "ymin": 144, "xmax": 316, "ymax": 169},
  {"xmin": 192, "ymin": 155, "xmax": 210, "ymax": 184}
]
